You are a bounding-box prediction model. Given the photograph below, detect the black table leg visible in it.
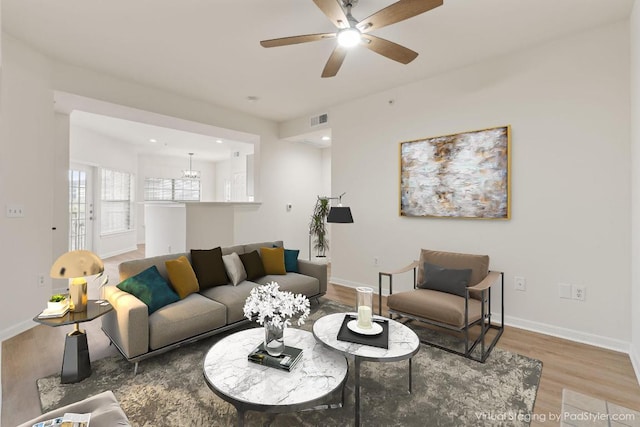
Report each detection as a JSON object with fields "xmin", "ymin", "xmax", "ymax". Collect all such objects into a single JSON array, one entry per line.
[
  {"xmin": 355, "ymin": 357, "xmax": 361, "ymax": 427},
  {"xmin": 61, "ymin": 325, "xmax": 91, "ymax": 384}
]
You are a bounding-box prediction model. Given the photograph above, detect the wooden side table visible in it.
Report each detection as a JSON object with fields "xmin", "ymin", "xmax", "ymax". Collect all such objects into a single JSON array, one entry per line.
[{"xmin": 33, "ymin": 300, "xmax": 113, "ymax": 384}]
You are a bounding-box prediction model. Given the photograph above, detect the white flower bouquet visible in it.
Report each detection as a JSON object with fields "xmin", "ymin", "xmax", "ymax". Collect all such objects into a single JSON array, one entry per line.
[{"xmin": 243, "ymin": 281, "xmax": 310, "ymax": 328}]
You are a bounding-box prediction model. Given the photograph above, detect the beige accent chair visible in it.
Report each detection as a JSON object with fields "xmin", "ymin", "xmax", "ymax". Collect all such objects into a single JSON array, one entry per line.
[{"xmin": 379, "ymin": 249, "xmax": 504, "ymax": 362}]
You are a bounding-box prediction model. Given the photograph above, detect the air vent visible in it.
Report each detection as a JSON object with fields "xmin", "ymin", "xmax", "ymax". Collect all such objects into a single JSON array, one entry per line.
[{"xmin": 310, "ymin": 113, "xmax": 329, "ymax": 128}]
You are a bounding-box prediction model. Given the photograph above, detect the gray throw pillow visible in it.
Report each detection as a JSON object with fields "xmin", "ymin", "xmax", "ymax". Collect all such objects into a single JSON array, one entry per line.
[
  {"xmin": 418, "ymin": 262, "xmax": 472, "ymax": 297},
  {"xmin": 222, "ymin": 252, "xmax": 247, "ymax": 286}
]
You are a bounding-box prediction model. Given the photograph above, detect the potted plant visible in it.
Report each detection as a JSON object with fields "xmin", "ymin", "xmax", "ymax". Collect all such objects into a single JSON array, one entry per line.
[
  {"xmin": 47, "ymin": 294, "xmax": 68, "ymax": 311},
  {"xmin": 309, "ymin": 197, "xmax": 330, "ymax": 257}
]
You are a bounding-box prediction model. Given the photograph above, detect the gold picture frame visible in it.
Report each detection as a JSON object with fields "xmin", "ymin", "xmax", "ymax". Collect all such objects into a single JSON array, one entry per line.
[{"xmin": 399, "ymin": 125, "xmax": 511, "ymax": 219}]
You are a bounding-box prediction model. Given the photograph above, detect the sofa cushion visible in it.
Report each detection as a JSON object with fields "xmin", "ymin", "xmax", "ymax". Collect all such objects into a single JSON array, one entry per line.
[
  {"xmin": 239, "ymin": 250, "xmax": 266, "ymax": 281},
  {"xmin": 243, "ymin": 240, "xmax": 283, "ymax": 254},
  {"xmin": 199, "ymin": 281, "xmax": 260, "ymax": 323},
  {"xmin": 260, "ymin": 247, "xmax": 286, "ymax": 275},
  {"xmin": 222, "ymin": 244, "xmax": 245, "ymax": 256},
  {"xmin": 252, "ymin": 273, "xmax": 320, "ymax": 297},
  {"xmin": 283, "ymin": 248, "xmax": 300, "ymax": 273},
  {"xmin": 222, "ymin": 252, "xmax": 247, "ymax": 286},
  {"xmin": 117, "ymin": 266, "xmax": 180, "ymax": 314},
  {"xmin": 418, "ymin": 262, "xmax": 472, "ymax": 297},
  {"xmin": 387, "ymin": 288, "xmax": 482, "ymax": 328},
  {"xmin": 190, "ymin": 247, "xmax": 228, "ymax": 290},
  {"xmin": 119, "ymin": 252, "xmax": 188, "ymax": 282},
  {"xmin": 165, "ymin": 256, "xmax": 199, "ymax": 299},
  {"xmin": 148, "ymin": 293, "xmax": 226, "ymax": 350}
]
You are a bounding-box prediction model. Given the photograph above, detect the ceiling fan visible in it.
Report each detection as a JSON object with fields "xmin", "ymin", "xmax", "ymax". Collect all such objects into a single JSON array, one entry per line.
[{"xmin": 260, "ymin": 0, "xmax": 443, "ymax": 78}]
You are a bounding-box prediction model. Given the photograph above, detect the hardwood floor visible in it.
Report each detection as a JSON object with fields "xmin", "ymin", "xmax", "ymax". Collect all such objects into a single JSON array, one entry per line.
[{"xmin": 2, "ymin": 248, "xmax": 639, "ymax": 426}]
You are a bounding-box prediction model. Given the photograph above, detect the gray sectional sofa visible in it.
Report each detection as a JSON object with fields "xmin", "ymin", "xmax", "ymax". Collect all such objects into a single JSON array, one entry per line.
[{"xmin": 101, "ymin": 240, "xmax": 327, "ymax": 372}]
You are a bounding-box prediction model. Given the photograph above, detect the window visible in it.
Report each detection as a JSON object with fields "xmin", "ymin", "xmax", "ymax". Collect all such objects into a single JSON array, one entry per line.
[
  {"xmin": 101, "ymin": 169, "xmax": 134, "ymax": 234},
  {"xmin": 144, "ymin": 177, "xmax": 200, "ymax": 201}
]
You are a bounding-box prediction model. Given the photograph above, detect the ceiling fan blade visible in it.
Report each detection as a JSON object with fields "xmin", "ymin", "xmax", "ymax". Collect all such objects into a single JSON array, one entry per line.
[
  {"xmin": 321, "ymin": 46, "xmax": 348, "ymax": 78},
  {"xmin": 260, "ymin": 33, "xmax": 336, "ymax": 48},
  {"xmin": 361, "ymin": 34, "xmax": 418, "ymax": 64},
  {"xmin": 357, "ymin": 0, "xmax": 443, "ymax": 34},
  {"xmin": 313, "ymin": 0, "xmax": 350, "ymax": 29}
]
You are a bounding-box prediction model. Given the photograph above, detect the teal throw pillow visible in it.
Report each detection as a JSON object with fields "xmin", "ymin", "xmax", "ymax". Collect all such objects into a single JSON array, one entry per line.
[
  {"xmin": 284, "ymin": 249, "xmax": 300, "ymax": 273},
  {"xmin": 273, "ymin": 245, "xmax": 299, "ymax": 273},
  {"xmin": 117, "ymin": 265, "xmax": 180, "ymax": 314}
]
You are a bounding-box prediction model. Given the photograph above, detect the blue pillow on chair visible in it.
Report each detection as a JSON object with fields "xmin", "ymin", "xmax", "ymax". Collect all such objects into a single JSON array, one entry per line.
[{"xmin": 117, "ymin": 265, "xmax": 180, "ymax": 314}]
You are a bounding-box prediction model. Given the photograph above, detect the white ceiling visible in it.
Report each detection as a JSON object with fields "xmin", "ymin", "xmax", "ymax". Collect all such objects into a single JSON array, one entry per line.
[
  {"xmin": 71, "ymin": 111, "xmax": 254, "ymax": 162},
  {"xmin": 2, "ymin": 0, "xmax": 634, "ymax": 124}
]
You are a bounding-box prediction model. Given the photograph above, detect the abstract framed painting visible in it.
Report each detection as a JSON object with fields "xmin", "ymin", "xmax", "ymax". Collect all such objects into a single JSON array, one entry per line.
[{"xmin": 400, "ymin": 125, "xmax": 511, "ymax": 219}]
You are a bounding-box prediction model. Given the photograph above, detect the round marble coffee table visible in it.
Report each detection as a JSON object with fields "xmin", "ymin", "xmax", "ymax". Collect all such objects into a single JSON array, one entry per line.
[
  {"xmin": 203, "ymin": 327, "xmax": 348, "ymax": 427},
  {"xmin": 312, "ymin": 312, "xmax": 420, "ymax": 427}
]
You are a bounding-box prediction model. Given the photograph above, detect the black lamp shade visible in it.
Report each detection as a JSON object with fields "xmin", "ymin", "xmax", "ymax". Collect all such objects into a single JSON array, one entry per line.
[{"xmin": 327, "ymin": 206, "xmax": 354, "ymax": 223}]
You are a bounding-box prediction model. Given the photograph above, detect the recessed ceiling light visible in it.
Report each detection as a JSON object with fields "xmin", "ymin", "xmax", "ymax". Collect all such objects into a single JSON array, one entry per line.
[
  {"xmin": 246, "ymin": 96, "xmax": 259, "ymax": 103},
  {"xmin": 216, "ymin": 139, "xmax": 223, "ymax": 144},
  {"xmin": 321, "ymin": 136, "xmax": 331, "ymax": 141},
  {"xmin": 149, "ymin": 138, "xmax": 157, "ymax": 143}
]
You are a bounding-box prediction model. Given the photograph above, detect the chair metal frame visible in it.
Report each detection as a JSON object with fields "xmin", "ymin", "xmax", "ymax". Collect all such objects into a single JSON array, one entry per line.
[{"xmin": 379, "ymin": 263, "xmax": 504, "ymax": 363}]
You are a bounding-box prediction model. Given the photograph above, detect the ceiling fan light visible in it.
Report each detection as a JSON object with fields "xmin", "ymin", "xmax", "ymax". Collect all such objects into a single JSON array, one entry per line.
[{"xmin": 337, "ymin": 28, "xmax": 361, "ymax": 48}]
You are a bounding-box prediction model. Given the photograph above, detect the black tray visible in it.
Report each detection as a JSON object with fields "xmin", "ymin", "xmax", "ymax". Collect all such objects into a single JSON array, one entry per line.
[{"xmin": 337, "ymin": 314, "xmax": 389, "ymax": 349}]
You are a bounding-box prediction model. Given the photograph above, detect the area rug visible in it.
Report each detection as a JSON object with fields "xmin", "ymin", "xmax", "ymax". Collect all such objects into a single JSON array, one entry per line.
[{"xmin": 37, "ymin": 299, "xmax": 542, "ymax": 426}]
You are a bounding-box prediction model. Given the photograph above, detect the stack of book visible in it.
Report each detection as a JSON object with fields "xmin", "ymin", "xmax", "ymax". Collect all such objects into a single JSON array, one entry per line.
[
  {"xmin": 248, "ymin": 343, "xmax": 303, "ymax": 372},
  {"xmin": 38, "ymin": 303, "xmax": 70, "ymax": 319}
]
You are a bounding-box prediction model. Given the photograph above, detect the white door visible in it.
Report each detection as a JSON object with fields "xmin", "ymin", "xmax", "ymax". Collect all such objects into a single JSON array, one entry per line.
[{"xmin": 69, "ymin": 164, "xmax": 94, "ymax": 251}]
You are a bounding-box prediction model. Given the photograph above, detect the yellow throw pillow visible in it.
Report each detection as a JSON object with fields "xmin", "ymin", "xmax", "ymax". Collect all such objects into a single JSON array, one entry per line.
[
  {"xmin": 260, "ymin": 247, "xmax": 286, "ymax": 275},
  {"xmin": 165, "ymin": 256, "xmax": 199, "ymax": 299}
]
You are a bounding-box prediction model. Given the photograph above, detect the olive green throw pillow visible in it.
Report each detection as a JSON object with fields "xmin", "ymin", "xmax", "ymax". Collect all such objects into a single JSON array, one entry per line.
[
  {"xmin": 117, "ymin": 266, "xmax": 180, "ymax": 314},
  {"xmin": 260, "ymin": 247, "xmax": 286, "ymax": 275},
  {"xmin": 239, "ymin": 250, "xmax": 266, "ymax": 281},
  {"xmin": 165, "ymin": 256, "xmax": 199, "ymax": 299},
  {"xmin": 190, "ymin": 247, "xmax": 229, "ymax": 289}
]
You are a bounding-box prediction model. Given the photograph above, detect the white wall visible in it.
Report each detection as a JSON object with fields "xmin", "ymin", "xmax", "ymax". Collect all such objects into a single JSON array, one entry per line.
[
  {"xmin": 70, "ymin": 126, "xmax": 138, "ymax": 258},
  {"xmin": 144, "ymin": 203, "xmax": 186, "ymax": 257},
  {"xmin": 0, "ymin": 34, "xmax": 56, "ymax": 337},
  {"xmin": 630, "ymin": 2, "xmax": 640, "ymax": 377},
  {"xmin": 186, "ymin": 203, "xmax": 235, "ymax": 250},
  {"xmin": 234, "ymin": 139, "xmax": 325, "ymax": 258},
  {"xmin": 0, "ymin": 32, "xmax": 325, "ymax": 339},
  {"xmin": 287, "ymin": 22, "xmax": 632, "ymax": 349}
]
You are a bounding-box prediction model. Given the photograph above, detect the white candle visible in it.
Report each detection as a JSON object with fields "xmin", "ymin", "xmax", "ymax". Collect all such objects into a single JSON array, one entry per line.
[{"xmin": 357, "ymin": 305, "xmax": 373, "ymax": 329}]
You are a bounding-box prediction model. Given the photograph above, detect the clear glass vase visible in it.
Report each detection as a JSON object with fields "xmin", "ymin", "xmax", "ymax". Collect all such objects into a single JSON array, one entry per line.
[{"xmin": 264, "ymin": 322, "xmax": 285, "ymax": 357}]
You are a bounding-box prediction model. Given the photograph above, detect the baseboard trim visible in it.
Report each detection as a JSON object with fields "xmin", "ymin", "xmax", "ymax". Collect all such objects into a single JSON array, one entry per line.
[
  {"xmin": 0, "ymin": 318, "xmax": 35, "ymax": 342},
  {"xmin": 100, "ymin": 246, "xmax": 138, "ymax": 260},
  {"xmin": 499, "ymin": 314, "xmax": 629, "ymax": 354},
  {"xmin": 630, "ymin": 343, "xmax": 640, "ymax": 385},
  {"xmin": 331, "ymin": 276, "xmax": 631, "ymax": 355}
]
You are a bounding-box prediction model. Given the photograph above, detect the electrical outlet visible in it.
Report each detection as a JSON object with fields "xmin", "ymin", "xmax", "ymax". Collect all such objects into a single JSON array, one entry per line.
[
  {"xmin": 373, "ymin": 257, "xmax": 379, "ymax": 266},
  {"xmin": 514, "ymin": 276, "xmax": 526, "ymax": 291},
  {"xmin": 37, "ymin": 274, "xmax": 45, "ymax": 288},
  {"xmin": 572, "ymin": 284, "xmax": 586, "ymax": 301}
]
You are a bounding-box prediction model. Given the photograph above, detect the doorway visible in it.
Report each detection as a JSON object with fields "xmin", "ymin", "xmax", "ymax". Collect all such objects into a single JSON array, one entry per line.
[{"xmin": 69, "ymin": 164, "xmax": 94, "ymax": 251}]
